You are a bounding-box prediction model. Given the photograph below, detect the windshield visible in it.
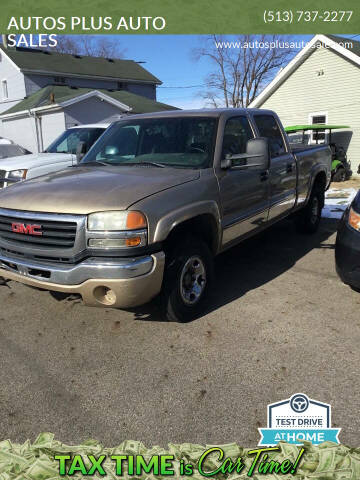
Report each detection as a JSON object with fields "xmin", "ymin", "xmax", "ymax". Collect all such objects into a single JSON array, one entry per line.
[
  {"xmin": 45, "ymin": 127, "xmax": 105, "ymax": 154},
  {"xmin": 0, "ymin": 144, "xmax": 29, "ymax": 159},
  {"xmin": 82, "ymin": 117, "xmax": 217, "ymax": 168}
]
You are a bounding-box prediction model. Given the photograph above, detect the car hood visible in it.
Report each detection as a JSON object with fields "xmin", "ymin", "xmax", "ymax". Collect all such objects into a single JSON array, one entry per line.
[
  {"xmin": 0, "ymin": 165, "xmax": 200, "ymax": 214},
  {"xmin": 0, "ymin": 153, "xmax": 75, "ymax": 170}
]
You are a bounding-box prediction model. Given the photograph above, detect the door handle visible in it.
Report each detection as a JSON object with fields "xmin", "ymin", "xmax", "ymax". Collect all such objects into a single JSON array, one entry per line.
[
  {"xmin": 286, "ymin": 163, "xmax": 293, "ymax": 173},
  {"xmin": 260, "ymin": 170, "xmax": 269, "ymax": 181}
]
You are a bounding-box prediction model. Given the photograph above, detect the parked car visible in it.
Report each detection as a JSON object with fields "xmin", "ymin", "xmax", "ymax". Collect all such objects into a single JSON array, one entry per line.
[
  {"xmin": 0, "ymin": 124, "xmax": 108, "ymax": 188},
  {"xmin": 285, "ymin": 124, "xmax": 352, "ymax": 182},
  {"xmin": 335, "ymin": 190, "xmax": 360, "ymax": 292},
  {"xmin": 0, "ymin": 109, "xmax": 331, "ymax": 321}
]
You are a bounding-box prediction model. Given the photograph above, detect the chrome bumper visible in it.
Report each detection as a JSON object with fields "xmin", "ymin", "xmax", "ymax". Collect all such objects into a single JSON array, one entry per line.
[
  {"xmin": 0, "ymin": 251, "xmax": 166, "ymax": 308},
  {"xmin": 0, "ymin": 252, "xmax": 156, "ymax": 285}
]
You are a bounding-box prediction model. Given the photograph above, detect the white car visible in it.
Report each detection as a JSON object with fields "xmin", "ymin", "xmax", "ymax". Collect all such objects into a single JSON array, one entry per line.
[{"xmin": 0, "ymin": 124, "xmax": 108, "ymax": 188}]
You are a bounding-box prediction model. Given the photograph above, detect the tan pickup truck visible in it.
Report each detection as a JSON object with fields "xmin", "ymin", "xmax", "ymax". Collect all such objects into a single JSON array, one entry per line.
[{"xmin": 0, "ymin": 109, "xmax": 331, "ymax": 321}]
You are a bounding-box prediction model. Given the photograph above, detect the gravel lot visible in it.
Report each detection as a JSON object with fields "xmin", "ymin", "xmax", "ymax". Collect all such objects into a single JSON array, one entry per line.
[{"xmin": 0, "ymin": 182, "xmax": 359, "ymax": 447}]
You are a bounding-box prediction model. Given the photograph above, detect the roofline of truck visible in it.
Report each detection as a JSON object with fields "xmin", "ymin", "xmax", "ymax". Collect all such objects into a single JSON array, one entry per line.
[{"xmin": 116, "ymin": 108, "xmax": 276, "ymax": 121}]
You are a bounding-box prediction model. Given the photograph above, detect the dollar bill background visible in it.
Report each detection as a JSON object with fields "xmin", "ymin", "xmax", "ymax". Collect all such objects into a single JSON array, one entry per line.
[{"xmin": 0, "ymin": 433, "xmax": 359, "ymax": 479}]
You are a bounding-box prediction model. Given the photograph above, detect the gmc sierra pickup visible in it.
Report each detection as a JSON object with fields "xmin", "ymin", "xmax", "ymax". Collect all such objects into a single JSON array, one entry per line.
[{"xmin": 0, "ymin": 109, "xmax": 331, "ymax": 321}]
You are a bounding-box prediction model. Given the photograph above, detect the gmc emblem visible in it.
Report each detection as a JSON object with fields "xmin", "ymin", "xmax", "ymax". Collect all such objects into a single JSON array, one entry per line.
[{"xmin": 11, "ymin": 222, "xmax": 43, "ymax": 236}]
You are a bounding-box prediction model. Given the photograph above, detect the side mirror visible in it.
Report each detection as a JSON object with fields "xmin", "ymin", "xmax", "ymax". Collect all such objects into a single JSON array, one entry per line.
[
  {"xmin": 76, "ymin": 141, "xmax": 87, "ymax": 163},
  {"xmin": 221, "ymin": 137, "xmax": 269, "ymax": 170},
  {"xmin": 246, "ymin": 137, "xmax": 269, "ymax": 169}
]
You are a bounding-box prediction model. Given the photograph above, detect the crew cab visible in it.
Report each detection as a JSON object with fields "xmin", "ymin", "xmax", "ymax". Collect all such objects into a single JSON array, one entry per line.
[
  {"xmin": 0, "ymin": 109, "xmax": 331, "ymax": 321},
  {"xmin": 0, "ymin": 124, "xmax": 107, "ymax": 188}
]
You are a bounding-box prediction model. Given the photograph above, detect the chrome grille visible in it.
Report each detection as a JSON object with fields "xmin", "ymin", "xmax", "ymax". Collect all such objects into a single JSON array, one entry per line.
[{"xmin": 0, "ymin": 213, "xmax": 77, "ymax": 249}]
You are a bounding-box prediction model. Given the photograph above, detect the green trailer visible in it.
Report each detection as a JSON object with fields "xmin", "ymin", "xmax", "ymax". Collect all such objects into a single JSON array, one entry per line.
[{"xmin": 285, "ymin": 124, "xmax": 351, "ymax": 182}]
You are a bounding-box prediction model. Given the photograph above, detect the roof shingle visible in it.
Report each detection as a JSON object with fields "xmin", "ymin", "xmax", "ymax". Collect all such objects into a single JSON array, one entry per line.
[
  {"xmin": 0, "ymin": 46, "xmax": 161, "ymax": 84},
  {"xmin": 1, "ymin": 85, "xmax": 177, "ymax": 116},
  {"xmin": 325, "ymin": 34, "xmax": 360, "ymax": 58}
]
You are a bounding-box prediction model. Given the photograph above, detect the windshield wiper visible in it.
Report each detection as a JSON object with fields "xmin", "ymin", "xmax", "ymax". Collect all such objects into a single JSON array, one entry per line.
[
  {"xmin": 138, "ymin": 161, "xmax": 166, "ymax": 168},
  {"xmin": 101, "ymin": 161, "xmax": 166, "ymax": 168},
  {"xmin": 79, "ymin": 160, "xmax": 113, "ymax": 167}
]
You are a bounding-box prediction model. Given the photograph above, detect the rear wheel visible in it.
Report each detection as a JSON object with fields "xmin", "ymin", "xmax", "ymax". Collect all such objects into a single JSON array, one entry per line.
[
  {"xmin": 160, "ymin": 235, "xmax": 214, "ymax": 322},
  {"xmin": 295, "ymin": 187, "xmax": 323, "ymax": 234},
  {"xmin": 333, "ymin": 166, "xmax": 346, "ymax": 182}
]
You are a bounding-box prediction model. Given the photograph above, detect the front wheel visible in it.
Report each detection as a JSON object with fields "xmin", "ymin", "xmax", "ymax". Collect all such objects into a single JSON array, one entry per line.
[
  {"xmin": 295, "ymin": 188, "xmax": 323, "ymax": 234},
  {"xmin": 160, "ymin": 236, "xmax": 214, "ymax": 322}
]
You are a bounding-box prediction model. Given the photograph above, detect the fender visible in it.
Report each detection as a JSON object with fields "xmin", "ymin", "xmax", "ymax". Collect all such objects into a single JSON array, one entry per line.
[
  {"xmin": 303, "ymin": 164, "xmax": 329, "ymax": 207},
  {"xmin": 153, "ymin": 200, "xmax": 222, "ymax": 253}
]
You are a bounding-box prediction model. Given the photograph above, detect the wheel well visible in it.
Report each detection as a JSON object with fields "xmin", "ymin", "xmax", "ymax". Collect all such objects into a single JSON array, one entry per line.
[
  {"xmin": 312, "ymin": 171, "xmax": 327, "ymax": 207},
  {"xmin": 313, "ymin": 171, "xmax": 327, "ymax": 192},
  {"xmin": 164, "ymin": 214, "xmax": 219, "ymax": 255}
]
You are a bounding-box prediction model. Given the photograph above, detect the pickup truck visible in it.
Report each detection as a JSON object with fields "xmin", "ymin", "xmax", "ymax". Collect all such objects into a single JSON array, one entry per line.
[
  {"xmin": 0, "ymin": 124, "xmax": 107, "ymax": 188},
  {"xmin": 0, "ymin": 109, "xmax": 331, "ymax": 322}
]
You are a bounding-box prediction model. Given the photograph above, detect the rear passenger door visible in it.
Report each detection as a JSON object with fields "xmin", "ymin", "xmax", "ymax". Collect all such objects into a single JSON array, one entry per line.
[
  {"xmin": 253, "ymin": 114, "xmax": 297, "ymax": 220},
  {"xmin": 219, "ymin": 115, "xmax": 269, "ymax": 246}
]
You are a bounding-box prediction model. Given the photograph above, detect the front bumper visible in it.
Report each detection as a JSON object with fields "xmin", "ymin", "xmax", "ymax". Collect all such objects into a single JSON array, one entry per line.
[
  {"xmin": 335, "ymin": 217, "xmax": 360, "ymax": 289},
  {"xmin": 0, "ymin": 251, "xmax": 165, "ymax": 308}
]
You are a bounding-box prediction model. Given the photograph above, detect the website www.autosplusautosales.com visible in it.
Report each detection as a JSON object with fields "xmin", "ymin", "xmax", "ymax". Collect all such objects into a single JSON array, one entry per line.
[{"xmin": 0, "ymin": 0, "xmax": 359, "ymax": 477}]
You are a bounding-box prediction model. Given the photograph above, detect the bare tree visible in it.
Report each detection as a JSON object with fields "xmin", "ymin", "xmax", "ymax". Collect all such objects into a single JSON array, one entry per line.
[
  {"xmin": 51, "ymin": 35, "xmax": 126, "ymax": 59},
  {"xmin": 194, "ymin": 35, "xmax": 294, "ymax": 108}
]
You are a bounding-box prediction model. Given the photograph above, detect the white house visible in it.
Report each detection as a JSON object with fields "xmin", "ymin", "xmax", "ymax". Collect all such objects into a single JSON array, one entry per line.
[
  {"xmin": 0, "ymin": 44, "xmax": 176, "ymax": 152},
  {"xmin": 249, "ymin": 34, "xmax": 360, "ymax": 177}
]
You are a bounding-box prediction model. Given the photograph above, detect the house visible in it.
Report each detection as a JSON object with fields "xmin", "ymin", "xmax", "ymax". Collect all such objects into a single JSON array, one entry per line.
[
  {"xmin": 249, "ymin": 34, "xmax": 360, "ymax": 176},
  {"xmin": 0, "ymin": 44, "xmax": 176, "ymax": 152}
]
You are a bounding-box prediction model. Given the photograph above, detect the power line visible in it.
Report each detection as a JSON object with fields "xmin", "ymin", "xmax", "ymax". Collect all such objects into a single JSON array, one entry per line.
[{"xmin": 158, "ymin": 84, "xmax": 205, "ymax": 89}]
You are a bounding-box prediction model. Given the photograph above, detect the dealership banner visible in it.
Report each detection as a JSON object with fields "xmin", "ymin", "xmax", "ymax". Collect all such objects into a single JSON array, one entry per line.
[
  {"xmin": 1, "ymin": 433, "xmax": 360, "ymax": 479},
  {"xmin": 0, "ymin": 0, "xmax": 360, "ymax": 34}
]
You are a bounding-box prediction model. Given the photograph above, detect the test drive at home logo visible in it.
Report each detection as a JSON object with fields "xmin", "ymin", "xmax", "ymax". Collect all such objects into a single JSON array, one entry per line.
[{"xmin": 258, "ymin": 393, "xmax": 341, "ymax": 446}]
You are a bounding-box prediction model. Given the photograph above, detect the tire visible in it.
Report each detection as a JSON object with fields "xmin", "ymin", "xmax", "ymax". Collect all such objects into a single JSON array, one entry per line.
[
  {"xmin": 295, "ymin": 187, "xmax": 323, "ymax": 234},
  {"xmin": 350, "ymin": 285, "xmax": 360, "ymax": 294},
  {"xmin": 160, "ymin": 235, "xmax": 214, "ymax": 322},
  {"xmin": 332, "ymin": 167, "xmax": 346, "ymax": 182}
]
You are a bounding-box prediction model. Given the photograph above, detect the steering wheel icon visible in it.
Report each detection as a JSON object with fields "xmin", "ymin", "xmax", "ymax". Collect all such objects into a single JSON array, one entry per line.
[{"xmin": 290, "ymin": 394, "xmax": 309, "ymax": 413}]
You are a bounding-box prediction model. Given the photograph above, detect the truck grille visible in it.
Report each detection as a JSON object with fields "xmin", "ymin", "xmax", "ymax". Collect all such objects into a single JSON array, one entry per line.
[{"xmin": 0, "ymin": 213, "xmax": 77, "ymax": 249}]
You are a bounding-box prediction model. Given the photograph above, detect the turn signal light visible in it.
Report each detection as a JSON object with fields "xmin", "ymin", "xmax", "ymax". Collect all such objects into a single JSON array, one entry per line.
[
  {"xmin": 349, "ymin": 208, "xmax": 360, "ymax": 232},
  {"xmin": 125, "ymin": 236, "xmax": 142, "ymax": 247},
  {"xmin": 126, "ymin": 211, "xmax": 147, "ymax": 230}
]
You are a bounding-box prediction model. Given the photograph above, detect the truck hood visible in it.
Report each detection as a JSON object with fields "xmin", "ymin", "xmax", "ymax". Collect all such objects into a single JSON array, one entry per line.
[
  {"xmin": 0, "ymin": 152, "xmax": 74, "ymax": 170},
  {"xmin": 0, "ymin": 165, "xmax": 200, "ymax": 214}
]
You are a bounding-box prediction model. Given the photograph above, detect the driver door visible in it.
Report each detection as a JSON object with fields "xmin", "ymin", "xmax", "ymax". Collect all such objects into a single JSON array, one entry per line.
[{"xmin": 218, "ymin": 116, "xmax": 269, "ymax": 246}]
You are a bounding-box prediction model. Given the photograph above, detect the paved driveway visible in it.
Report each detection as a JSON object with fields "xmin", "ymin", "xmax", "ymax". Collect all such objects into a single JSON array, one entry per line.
[{"xmin": 0, "ymin": 209, "xmax": 359, "ymax": 447}]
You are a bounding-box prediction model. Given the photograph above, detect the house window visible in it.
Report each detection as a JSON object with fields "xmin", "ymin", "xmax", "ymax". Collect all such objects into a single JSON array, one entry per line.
[
  {"xmin": 54, "ymin": 76, "xmax": 66, "ymax": 85},
  {"xmin": 309, "ymin": 113, "xmax": 327, "ymax": 144},
  {"xmin": 117, "ymin": 82, "xmax": 128, "ymax": 90},
  {"xmin": 1, "ymin": 80, "xmax": 8, "ymax": 100}
]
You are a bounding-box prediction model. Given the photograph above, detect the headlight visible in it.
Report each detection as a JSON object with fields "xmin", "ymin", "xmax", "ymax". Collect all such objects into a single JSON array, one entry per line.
[
  {"xmin": 348, "ymin": 207, "xmax": 360, "ymax": 232},
  {"xmin": 87, "ymin": 211, "xmax": 147, "ymax": 231},
  {"xmin": 8, "ymin": 169, "xmax": 27, "ymax": 180},
  {"xmin": 87, "ymin": 211, "xmax": 147, "ymax": 249}
]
